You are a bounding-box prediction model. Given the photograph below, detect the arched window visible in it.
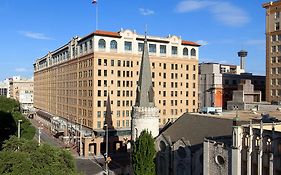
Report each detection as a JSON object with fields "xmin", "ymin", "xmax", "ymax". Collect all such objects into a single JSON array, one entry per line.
[
  {"xmin": 183, "ymin": 48, "xmax": 188, "ymax": 56},
  {"xmin": 191, "ymin": 48, "xmax": 196, "ymax": 56},
  {"xmin": 98, "ymin": 39, "xmax": 106, "ymax": 49},
  {"xmin": 110, "ymin": 40, "xmax": 117, "ymax": 50}
]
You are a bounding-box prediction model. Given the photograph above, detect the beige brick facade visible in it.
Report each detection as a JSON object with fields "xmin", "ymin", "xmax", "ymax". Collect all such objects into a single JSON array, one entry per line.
[
  {"xmin": 34, "ymin": 29, "xmax": 200, "ymax": 131},
  {"xmin": 264, "ymin": 1, "xmax": 281, "ymax": 102}
]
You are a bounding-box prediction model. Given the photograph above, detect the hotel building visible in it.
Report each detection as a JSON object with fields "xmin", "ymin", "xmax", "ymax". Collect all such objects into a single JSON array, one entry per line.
[
  {"xmin": 33, "ymin": 29, "xmax": 200, "ymax": 156},
  {"xmin": 263, "ymin": 1, "xmax": 281, "ymax": 103}
]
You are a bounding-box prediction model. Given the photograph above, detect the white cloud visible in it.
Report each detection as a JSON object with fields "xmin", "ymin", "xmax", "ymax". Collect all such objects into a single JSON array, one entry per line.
[
  {"xmin": 139, "ymin": 8, "xmax": 155, "ymax": 16},
  {"xmin": 175, "ymin": 0, "xmax": 249, "ymax": 27},
  {"xmin": 196, "ymin": 40, "xmax": 208, "ymax": 46},
  {"xmin": 175, "ymin": 0, "xmax": 216, "ymax": 13},
  {"xmin": 19, "ymin": 31, "xmax": 53, "ymax": 40},
  {"xmin": 210, "ymin": 2, "xmax": 249, "ymax": 27},
  {"xmin": 15, "ymin": 68, "xmax": 29, "ymax": 72}
]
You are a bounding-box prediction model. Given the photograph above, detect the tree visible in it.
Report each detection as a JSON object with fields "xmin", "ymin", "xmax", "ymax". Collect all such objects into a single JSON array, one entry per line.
[
  {"xmin": 0, "ymin": 96, "xmax": 35, "ymax": 149},
  {"xmin": 0, "ymin": 136, "xmax": 80, "ymax": 175},
  {"xmin": 132, "ymin": 130, "xmax": 156, "ymax": 175}
]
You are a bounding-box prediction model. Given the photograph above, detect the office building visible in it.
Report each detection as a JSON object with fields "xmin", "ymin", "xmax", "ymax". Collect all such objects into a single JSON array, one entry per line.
[{"xmin": 199, "ymin": 62, "xmax": 265, "ymax": 109}]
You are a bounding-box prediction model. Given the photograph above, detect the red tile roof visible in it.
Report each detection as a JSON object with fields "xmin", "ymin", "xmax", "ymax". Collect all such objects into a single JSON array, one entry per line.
[
  {"xmin": 81, "ymin": 30, "xmax": 200, "ymax": 46},
  {"xmin": 93, "ymin": 30, "xmax": 121, "ymax": 37},
  {"xmin": 182, "ymin": 40, "xmax": 201, "ymax": 46}
]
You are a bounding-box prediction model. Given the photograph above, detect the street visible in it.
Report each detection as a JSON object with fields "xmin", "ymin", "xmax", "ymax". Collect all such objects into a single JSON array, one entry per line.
[{"xmin": 29, "ymin": 117, "xmax": 104, "ymax": 175}]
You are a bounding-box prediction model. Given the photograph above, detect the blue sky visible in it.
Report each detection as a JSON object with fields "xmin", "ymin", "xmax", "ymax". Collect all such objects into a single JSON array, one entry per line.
[{"xmin": 0, "ymin": 0, "xmax": 268, "ymax": 80}]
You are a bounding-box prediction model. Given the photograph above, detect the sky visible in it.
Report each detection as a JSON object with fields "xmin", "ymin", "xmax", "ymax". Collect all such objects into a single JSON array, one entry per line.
[{"xmin": 0, "ymin": 0, "xmax": 269, "ymax": 80}]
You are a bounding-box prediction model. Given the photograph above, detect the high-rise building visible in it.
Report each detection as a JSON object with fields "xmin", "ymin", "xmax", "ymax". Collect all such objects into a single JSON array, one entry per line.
[
  {"xmin": 263, "ymin": 1, "xmax": 281, "ymax": 102},
  {"xmin": 33, "ymin": 29, "xmax": 200, "ymax": 156}
]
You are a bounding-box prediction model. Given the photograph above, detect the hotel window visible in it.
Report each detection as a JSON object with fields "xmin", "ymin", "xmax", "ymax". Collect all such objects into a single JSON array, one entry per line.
[
  {"xmin": 97, "ymin": 111, "xmax": 101, "ymax": 118},
  {"xmin": 278, "ymin": 45, "xmax": 281, "ymax": 52},
  {"xmin": 275, "ymin": 12, "xmax": 280, "ymax": 19},
  {"xmin": 98, "ymin": 39, "xmax": 106, "ymax": 49},
  {"xmin": 84, "ymin": 42, "xmax": 88, "ymax": 52},
  {"xmin": 98, "ymin": 59, "xmax": 102, "ymax": 65},
  {"xmin": 110, "ymin": 40, "xmax": 117, "ymax": 50},
  {"xmin": 272, "ymin": 79, "xmax": 276, "ymax": 85},
  {"xmin": 111, "ymin": 59, "xmax": 114, "ymax": 66},
  {"xmin": 272, "ymin": 68, "xmax": 276, "ymax": 74},
  {"xmin": 272, "ymin": 35, "xmax": 277, "ymax": 42},
  {"xmin": 272, "ymin": 57, "xmax": 276, "ymax": 63},
  {"xmin": 278, "ymin": 67, "xmax": 281, "ymax": 74},
  {"xmin": 124, "ymin": 41, "xmax": 132, "ymax": 51},
  {"xmin": 89, "ymin": 40, "xmax": 92, "ymax": 49},
  {"xmin": 104, "ymin": 70, "xmax": 107, "ymax": 77},
  {"xmin": 97, "ymin": 121, "xmax": 101, "ymax": 128},
  {"xmin": 275, "ymin": 22, "xmax": 280, "ymax": 31},
  {"xmin": 191, "ymin": 48, "xmax": 196, "ymax": 56},
  {"xmin": 138, "ymin": 43, "xmax": 144, "ymax": 52},
  {"xmin": 97, "ymin": 101, "xmax": 101, "ymax": 107},
  {"xmin": 149, "ymin": 44, "xmax": 156, "ymax": 53},
  {"xmin": 278, "ymin": 34, "xmax": 281, "ymax": 41},
  {"xmin": 160, "ymin": 45, "xmax": 166, "ymax": 54},
  {"xmin": 98, "ymin": 70, "xmax": 101, "ymax": 76},
  {"xmin": 193, "ymin": 65, "xmax": 196, "ymax": 71},
  {"xmin": 126, "ymin": 120, "xmax": 129, "ymax": 127},
  {"xmin": 172, "ymin": 46, "xmax": 178, "ymax": 55},
  {"xmin": 183, "ymin": 48, "xmax": 188, "ymax": 56},
  {"xmin": 98, "ymin": 80, "xmax": 101, "ymax": 86},
  {"xmin": 272, "ymin": 46, "xmax": 277, "ymax": 53}
]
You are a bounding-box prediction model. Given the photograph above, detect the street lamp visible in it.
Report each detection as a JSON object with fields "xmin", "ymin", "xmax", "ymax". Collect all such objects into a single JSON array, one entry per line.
[
  {"xmin": 79, "ymin": 118, "xmax": 83, "ymax": 156},
  {"xmin": 38, "ymin": 124, "xmax": 43, "ymax": 146},
  {"xmin": 104, "ymin": 123, "xmax": 109, "ymax": 175},
  {"xmin": 18, "ymin": 120, "xmax": 22, "ymax": 139}
]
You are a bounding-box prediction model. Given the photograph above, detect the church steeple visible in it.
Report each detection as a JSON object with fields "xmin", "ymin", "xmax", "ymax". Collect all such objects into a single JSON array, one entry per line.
[{"xmin": 135, "ymin": 32, "xmax": 155, "ymax": 107}]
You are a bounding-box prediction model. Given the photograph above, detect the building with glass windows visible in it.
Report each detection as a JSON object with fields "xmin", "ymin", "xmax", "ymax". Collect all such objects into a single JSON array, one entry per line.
[{"xmin": 33, "ymin": 29, "xmax": 200, "ymax": 157}]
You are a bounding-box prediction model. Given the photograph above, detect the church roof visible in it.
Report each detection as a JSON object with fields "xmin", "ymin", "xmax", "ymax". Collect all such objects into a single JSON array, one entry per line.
[
  {"xmin": 135, "ymin": 34, "xmax": 155, "ymax": 107},
  {"xmin": 160, "ymin": 113, "xmax": 234, "ymax": 146}
]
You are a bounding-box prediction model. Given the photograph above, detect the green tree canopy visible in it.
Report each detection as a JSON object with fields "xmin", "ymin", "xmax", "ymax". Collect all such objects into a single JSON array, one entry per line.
[
  {"xmin": 0, "ymin": 96, "xmax": 35, "ymax": 149},
  {"xmin": 132, "ymin": 130, "xmax": 156, "ymax": 175},
  {"xmin": 0, "ymin": 136, "xmax": 80, "ymax": 175}
]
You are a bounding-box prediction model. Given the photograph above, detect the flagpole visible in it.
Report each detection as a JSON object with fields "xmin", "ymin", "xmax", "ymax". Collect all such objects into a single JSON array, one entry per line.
[{"xmin": 96, "ymin": 1, "xmax": 98, "ymax": 30}]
